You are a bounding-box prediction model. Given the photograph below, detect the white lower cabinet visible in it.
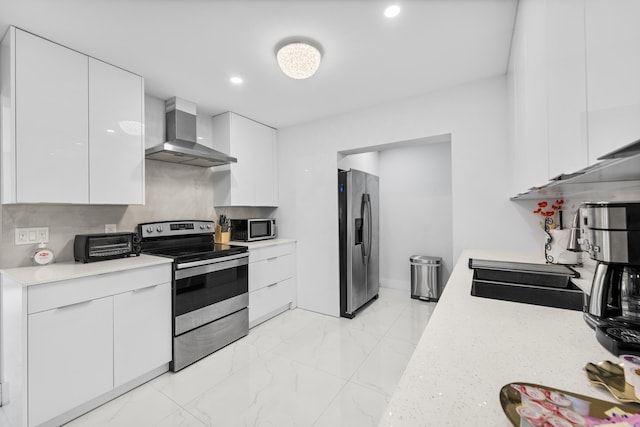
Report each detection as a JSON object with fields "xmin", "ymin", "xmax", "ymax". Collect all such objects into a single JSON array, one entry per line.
[
  {"xmin": 113, "ymin": 282, "xmax": 171, "ymax": 387},
  {"xmin": 28, "ymin": 297, "xmax": 113, "ymax": 427},
  {"xmin": 248, "ymin": 243, "xmax": 296, "ymax": 327},
  {"xmin": 26, "ymin": 264, "xmax": 171, "ymax": 427}
]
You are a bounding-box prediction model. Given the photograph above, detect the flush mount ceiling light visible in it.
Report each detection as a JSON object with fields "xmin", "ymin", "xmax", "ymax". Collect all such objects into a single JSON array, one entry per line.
[
  {"xmin": 276, "ymin": 39, "xmax": 322, "ymax": 80},
  {"xmin": 384, "ymin": 4, "xmax": 401, "ymax": 18}
]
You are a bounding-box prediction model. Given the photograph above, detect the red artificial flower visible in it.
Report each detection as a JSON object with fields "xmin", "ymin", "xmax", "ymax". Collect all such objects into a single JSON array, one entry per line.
[{"xmin": 538, "ymin": 201, "xmax": 548, "ymax": 208}]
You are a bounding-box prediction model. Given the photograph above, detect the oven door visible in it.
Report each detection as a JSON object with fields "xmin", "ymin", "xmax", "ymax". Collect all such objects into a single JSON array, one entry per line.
[{"xmin": 173, "ymin": 253, "xmax": 248, "ymax": 335}]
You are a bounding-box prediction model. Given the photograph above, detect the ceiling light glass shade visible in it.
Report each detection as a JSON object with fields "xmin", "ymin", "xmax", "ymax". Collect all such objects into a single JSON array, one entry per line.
[
  {"xmin": 384, "ymin": 5, "xmax": 401, "ymax": 18},
  {"xmin": 276, "ymin": 42, "xmax": 322, "ymax": 79}
]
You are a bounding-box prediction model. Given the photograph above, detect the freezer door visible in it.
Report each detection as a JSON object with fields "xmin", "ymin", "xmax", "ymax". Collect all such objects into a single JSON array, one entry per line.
[
  {"xmin": 346, "ymin": 170, "xmax": 368, "ymax": 314},
  {"xmin": 365, "ymin": 173, "xmax": 380, "ymax": 300}
]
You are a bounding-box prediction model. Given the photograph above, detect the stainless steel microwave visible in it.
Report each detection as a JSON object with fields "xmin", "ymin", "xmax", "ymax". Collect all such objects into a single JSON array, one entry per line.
[{"xmin": 230, "ymin": 218, "xmax": 276, "ymax": 241}]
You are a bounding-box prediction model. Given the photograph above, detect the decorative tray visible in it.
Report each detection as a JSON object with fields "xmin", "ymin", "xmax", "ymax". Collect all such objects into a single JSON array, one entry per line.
[
  {"xmin": 500, "ymin": 382, "xmax": 640, "ymax": 426},
  {"xmin": 585, "ymin": 361, "xmax": 639, "ymax": 403}
]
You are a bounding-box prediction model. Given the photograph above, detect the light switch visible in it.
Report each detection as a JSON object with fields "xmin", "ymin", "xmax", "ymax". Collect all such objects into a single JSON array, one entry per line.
[{"xmin": 15, "ymin": 227, "xmax": 49, "ymax": 245}]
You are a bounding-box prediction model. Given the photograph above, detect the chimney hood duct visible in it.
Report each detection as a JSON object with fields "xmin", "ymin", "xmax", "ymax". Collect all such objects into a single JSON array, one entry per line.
[{"xmin": 145, "ymin": 97, "xmax": 237, "ymax": 167}]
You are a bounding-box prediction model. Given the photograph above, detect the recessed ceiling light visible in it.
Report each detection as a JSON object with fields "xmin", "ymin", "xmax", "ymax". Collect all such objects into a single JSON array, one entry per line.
[
  {"xmin": 384, "ymin": 5, "xmax": 401, "ymax": 18},
  {"xmin": 230, "ymin": 76, "xmax": 243, "ymax": 85},
  {"xmin": 276, "ymin": 40, "xmax": 322, "ymax": 80}
]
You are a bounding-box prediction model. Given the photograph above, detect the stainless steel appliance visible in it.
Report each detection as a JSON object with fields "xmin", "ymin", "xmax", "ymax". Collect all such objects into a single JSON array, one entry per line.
[
  {"xmin": 578, "ymin": 202, "xmax": 640, "ymax": 356},
  {"xmin": 73, "ymin": 232, "xmax": 140, "ymax": 263},
  {"xmin": 145, "ymin": 97, "xmax": 237, "ymax": 168},
  {"xmin": 138, "ymin": 220, "xmax": 249, "ymax": 371},
  {"xmin": 230, "ymin": 218, "xmax": 276, "ymax": 242},
  {"xmin": 338, "ymin": 169, "xmax": 380, "ymax": 318}
]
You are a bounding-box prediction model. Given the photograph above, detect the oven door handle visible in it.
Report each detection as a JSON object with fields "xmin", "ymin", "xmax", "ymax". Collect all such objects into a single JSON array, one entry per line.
[{"xmin": 176, "ymin": 253, "xmax": 249, "ymax": 278}]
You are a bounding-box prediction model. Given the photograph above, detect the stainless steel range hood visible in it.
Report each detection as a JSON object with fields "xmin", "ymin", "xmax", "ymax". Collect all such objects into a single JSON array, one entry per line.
[{"xmin": 145, "ymin": 97, "xmax": 237, "ymax": 168}]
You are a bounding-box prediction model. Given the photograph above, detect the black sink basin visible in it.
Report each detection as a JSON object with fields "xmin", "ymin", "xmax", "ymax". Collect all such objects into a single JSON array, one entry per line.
[{"xmin": 469, "ymin": 258, "xmax": 584, "ymax": 311}]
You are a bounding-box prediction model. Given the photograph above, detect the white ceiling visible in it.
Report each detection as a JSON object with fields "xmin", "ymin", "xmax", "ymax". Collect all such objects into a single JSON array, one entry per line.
[{"xmin": 0, "ymin": 0, "xmax": 518, "ymax": 128}]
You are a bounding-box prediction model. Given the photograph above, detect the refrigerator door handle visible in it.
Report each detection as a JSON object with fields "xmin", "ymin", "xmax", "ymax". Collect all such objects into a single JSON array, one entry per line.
[
  {"xmin": 362, "ymin": 193, "xmax": 371, "ymax": 265},
  {"xmin": 366, "ymin": 195, "xmax": 372, "ymax": 262}
]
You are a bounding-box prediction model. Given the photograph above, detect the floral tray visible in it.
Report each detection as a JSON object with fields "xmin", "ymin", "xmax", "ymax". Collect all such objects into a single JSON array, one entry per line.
[{"xmin": 500, "ymin": 382, "xmax": 640, "ymax": 426}]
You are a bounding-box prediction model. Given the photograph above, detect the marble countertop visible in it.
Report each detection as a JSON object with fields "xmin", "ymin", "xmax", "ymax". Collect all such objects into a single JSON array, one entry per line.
[
  {"xmin": 379, "ymin": 249, "xmax": 617, "ymax": 426},
  {"xmin": 2, "ymin": 254, "xmax": 173, "ymax": 287},
  {"xmin": 229, "ymin": 238, "xmax": 296, "ymax": 249}
]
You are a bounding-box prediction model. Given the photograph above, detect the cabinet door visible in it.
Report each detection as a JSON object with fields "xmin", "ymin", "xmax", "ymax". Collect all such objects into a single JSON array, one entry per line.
[
  {"xmin": 113, "ymin": 283, "xmax": 171, "ymax": 387},
  {"xmin": 28, "ymin": 297, "xmax": 113, "ymax": 426},
  {"xmin": 89, "ymin": 58, "xmax": 144, "ymax": 204},
  {"xmin": 254, "ymin": 126, "xmax": 278, "ymax": 206},
  {"xmin": 510, "ymin": 0, "xmax": 550, "ymax": 191},
  {"xmin": 229, "ymin": 114, "xmax": 258, "ymax": 205},
  {"xmin": 546, "ymin": 0, "xmax": 589, "ymax": 178},
  {"xmin": 15, "ymin": 29, "xmax": 89, "ymax": 203},
  {"xmin": 586, "ymin": 0, "xmax": 640, "ymax": 163}
]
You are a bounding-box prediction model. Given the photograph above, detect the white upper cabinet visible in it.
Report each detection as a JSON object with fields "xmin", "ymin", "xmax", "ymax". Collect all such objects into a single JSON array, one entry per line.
[
  {"xmin": 585, "ymin": 0, "xmax": 640, "ymax": 163},
  {"xmin": 509, "ymin": 0, "xmax": 549, "ymax": 193},
  {"xmin": 14, "ymin": 28, "xmax": 89, "ymax": 203},
  {"xmin": 89, "ymin": 58, "xmax": 144, "ymax": 204},
  {"xmin": 0, "ymin": 27, "xmax": 145, "ymax": 204},
  {"xmin": 212, "ymin": 112, "xmax": 278, "ymax": 207},
  {"xmin": 509, "ymin": 0, "xmax": 640, "ymax": 194},
  {"xmin": 546, "ymin": 0, "xmax": 589, "ymax": 178}
]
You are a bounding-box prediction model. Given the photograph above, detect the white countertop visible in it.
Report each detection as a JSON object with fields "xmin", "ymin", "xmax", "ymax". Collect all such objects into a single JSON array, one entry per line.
[
  {"xmin": 2, "ymin": 254, "xmax": 173, "ymax": 287},
  {"xmin": 379, "ymin": 249, "xmax": 616, "ymax": 426},
  {"xmin": 229, "ymin": 238, "xmax": 296, "ymax": 249}
]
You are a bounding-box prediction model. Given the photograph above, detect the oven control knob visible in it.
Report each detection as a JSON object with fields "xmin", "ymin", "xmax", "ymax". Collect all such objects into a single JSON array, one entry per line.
[
  {"xmin": 207, "ymin": 224, "xmax": 211, "ymax": 229},
  {"xmin": 146, "ymin": 226, "xmax": 153, "ymax": 233},
  {"xmin": 157, "ymin": 226, "xmax": 164, "ymax": 233},
  {"xmin": 200, "ymin": 224, "xmax": 205, "ymax": 230}
]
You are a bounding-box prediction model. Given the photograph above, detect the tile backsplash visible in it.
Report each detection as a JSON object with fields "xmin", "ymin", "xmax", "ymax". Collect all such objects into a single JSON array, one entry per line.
[{"xmin": 0, "ymin": 160, "xmax": 275, "ymax": 268}]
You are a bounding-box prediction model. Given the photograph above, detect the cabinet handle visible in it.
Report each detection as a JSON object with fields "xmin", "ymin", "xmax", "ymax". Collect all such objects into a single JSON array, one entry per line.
[
  {"xmin": 133, "ymin": 284, "xmax": 159, "ymax": 293},
  {"xmin": 56, "ymin": 300, "xmax": 91, "ymax": 310},
  {"xmin": 266, "ymin": 257, "xmax": 278, "ymax": 261},
  {"xmin": 267, "ymin": 282, "xmax": 279, "ymax": 288}
]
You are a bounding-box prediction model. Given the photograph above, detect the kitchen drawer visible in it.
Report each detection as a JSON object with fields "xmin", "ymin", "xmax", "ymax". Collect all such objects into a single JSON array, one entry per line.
[
  {"xmin": 249, "ymin": 253, "xmax": 294, "ymax": 292},
  {"xmin": 248, "ymin": 243, "xmax": 294, "ymax": 263},
  {"xmin": 249, "ymin": 277, "xmax": 295, "ymax": 326},
  {"xmin": 28, "ymin": 264, "xmax": 171, "ymax": 314}
]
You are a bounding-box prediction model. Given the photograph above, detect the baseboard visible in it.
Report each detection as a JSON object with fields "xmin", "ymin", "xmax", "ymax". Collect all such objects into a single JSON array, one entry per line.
[{"xmin": 380, "ymin": 278, "xmax": 410, "ymax": 291}]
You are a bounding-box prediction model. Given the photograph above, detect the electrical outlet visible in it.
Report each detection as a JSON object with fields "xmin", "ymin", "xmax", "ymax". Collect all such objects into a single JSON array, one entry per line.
[
  {"xmin": 15, "ymin": 227, "xmax": 49, "ymax": 245},
  {"xmin": 105, "ymin": 224, "xmax": 117, "ymax": 233}
]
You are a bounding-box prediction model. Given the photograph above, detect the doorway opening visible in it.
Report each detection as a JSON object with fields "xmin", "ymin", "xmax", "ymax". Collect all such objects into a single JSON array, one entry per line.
[{"xmin": 337, "ymin": 134, "xmax": 453, "ymax": 295}]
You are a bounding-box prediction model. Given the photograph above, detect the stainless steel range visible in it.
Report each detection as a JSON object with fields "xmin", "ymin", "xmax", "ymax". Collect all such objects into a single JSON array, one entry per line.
[{"xmin": 138, "ymin": 220, "xmax": 249, "ymax": 371}]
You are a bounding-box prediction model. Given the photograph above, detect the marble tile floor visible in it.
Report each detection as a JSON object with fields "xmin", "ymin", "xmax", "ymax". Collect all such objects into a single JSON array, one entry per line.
[{"xmin": 65, "ymin": 288, "xmax": 436, "ymax": 427}]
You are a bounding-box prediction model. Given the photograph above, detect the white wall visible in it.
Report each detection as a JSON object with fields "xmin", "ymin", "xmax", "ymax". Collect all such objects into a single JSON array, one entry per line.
[
  {"xmin": 277, "ymin": 76, "xmax": 539, "ymax": 317},
  {"xmin": 378, "ymin": 142, "xmax": 453, "ymax": 292},
  {"xmin": 337, "ymin": 152, "xmax": 379, "ymax": 176}
]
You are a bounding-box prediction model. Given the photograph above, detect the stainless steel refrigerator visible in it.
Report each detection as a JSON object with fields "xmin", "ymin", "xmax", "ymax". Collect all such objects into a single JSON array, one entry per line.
[{"xmin": 338, "ymin": 169, "xmax": 380, "ymax": 318}]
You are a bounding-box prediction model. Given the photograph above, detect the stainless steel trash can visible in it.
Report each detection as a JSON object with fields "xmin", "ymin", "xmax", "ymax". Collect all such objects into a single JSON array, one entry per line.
[{"xmin": 410, "ymin": 255, "xmax": 442, "ymax": 301}]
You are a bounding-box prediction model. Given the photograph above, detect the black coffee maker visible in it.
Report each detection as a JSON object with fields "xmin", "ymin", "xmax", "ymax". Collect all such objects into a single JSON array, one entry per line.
[{"xmin": 577, "ymin": 202, "xmax": 640, "ymax": 355}]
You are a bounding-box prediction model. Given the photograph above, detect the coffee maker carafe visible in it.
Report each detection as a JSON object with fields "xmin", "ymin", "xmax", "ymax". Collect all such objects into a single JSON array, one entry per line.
[{"xmin": 580, "ymin": 202, "xmax": 640, "ymax": 355}]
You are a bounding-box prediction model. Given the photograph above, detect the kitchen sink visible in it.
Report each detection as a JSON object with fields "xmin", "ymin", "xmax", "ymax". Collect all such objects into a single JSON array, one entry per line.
[{"xmin": 469, "ymin": 258, "xmax": 584, "ymax": 311}]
